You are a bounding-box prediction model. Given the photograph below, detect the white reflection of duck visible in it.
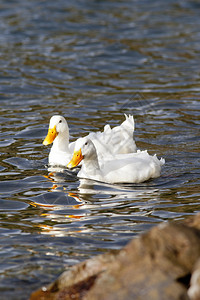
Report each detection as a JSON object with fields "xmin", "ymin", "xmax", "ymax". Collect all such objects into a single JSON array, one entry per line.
[
  {"xmin": 43, "ymin": 114, "xmax": 136, "ymax": 167},
  {"xmin": 67, "ymin": 137, "xmax": 165, "ymax": 184}
]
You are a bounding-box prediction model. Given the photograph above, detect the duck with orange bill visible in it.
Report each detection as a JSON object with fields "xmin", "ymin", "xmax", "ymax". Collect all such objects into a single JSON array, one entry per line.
[
  {"xmin": 67, "ymin": 137, "xmax": 165, "ymax": 184},
  {"xmin": 43, "ymin": 115, "xmax": 75, "ymax": 167},
  {"xmin": 43, "ymin": 114, "xmax": 137, "ymax": 167}
]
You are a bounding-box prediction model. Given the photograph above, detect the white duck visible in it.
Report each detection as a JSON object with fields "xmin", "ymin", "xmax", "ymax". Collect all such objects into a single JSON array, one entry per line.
[
  {"xmin": 43, "ymin": 115, "xmax": 136, "ymax": 167},
  {"xmin": 67, "ymin": 137, "xmax": 165, "ymax": 184},
  {"xmin": 43, "ymin": 115, "xmax": 75, "ymax": 166}
]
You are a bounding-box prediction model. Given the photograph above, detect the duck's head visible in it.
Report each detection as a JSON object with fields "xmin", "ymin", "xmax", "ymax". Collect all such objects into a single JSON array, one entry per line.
[
  {"xmin": 43, "ymin": 115, "xmax": 69, "ymax": 145},
  {"xmin": 67, "ymin": 137, "xmax": 96, "ymax": 168}
]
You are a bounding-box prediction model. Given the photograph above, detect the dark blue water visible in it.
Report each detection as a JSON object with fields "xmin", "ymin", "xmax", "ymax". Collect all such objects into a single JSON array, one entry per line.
[{"xmin": 0, "ymin": 0, "xmax": 199, "ymax": 299}]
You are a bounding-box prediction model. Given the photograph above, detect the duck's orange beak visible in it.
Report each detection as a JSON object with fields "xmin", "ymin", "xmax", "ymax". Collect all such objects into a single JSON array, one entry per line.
[
  {"xmin": 67, "ymin": 149, "xmax": 83, "ymax": 168},
  {"xmin": 43, "ymin": 125, "xmax": 58, "ymax": 145}
]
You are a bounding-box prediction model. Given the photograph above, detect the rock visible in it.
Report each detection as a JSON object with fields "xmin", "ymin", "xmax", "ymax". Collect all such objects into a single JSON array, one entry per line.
[
  {"xmin": 188, "ymin": 259, "xmax": 200, "ymax": 300},
  {"xmin": 30, "ymin": 214, "xmax": 200, "ymax": 300}
]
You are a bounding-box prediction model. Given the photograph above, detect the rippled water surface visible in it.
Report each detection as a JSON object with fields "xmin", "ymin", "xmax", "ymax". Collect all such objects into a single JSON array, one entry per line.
[{"xmin": 0, "ymin": 0, "xmax": 200, "ymax": 299}]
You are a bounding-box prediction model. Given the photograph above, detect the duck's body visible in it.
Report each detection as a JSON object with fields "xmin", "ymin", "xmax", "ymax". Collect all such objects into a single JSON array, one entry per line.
[
  {"xmin": 48, "ymin": 143, "xmax": 74, "ymax": 167},
  {"xmin": 67, "ymin": 137, "xmax": 165, "ymax": 184},
  {"xmin": 43, "ymin": 115, "xmax": 136, "ymax": 167}
]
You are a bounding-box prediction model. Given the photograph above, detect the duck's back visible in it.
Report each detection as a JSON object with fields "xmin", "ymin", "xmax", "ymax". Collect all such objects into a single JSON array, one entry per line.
[
  {"xmin": 101, "ymin": 151, "xmax": 165, "ymax": 184},
  {"xmin": 87, "ymin": 115, "xmax": 136, "ymax": 158}
]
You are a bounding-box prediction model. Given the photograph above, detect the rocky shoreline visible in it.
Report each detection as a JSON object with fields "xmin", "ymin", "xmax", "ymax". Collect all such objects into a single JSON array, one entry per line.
[{"xmin": 30, "ymin": 214, "xmax": 200, "ymax": 300}]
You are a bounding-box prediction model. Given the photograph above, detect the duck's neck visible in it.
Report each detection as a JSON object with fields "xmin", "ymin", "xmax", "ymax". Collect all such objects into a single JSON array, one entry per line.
[
  {"xmin": 83, "ymin": 153, "xmax": 101, "ymax": 175},
  {"xmin": 52, "ymin": 131, "xmax": 70, "ymax": 153}
]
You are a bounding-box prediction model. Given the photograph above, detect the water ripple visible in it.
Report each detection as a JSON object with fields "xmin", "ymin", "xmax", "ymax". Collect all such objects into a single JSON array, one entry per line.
[{"xmin": 0, "ymin": 0, "xmax": 199, "ymax": 299}]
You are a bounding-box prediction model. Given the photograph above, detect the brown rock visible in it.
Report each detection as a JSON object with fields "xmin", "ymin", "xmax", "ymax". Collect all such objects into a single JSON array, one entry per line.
[
  {"xmin": 188, "ymin": 259, "xmax": 200, "ymax": 300},
  {"xmin": 30, "ymin": 214, "xmax": 200, "ymax": 300}
]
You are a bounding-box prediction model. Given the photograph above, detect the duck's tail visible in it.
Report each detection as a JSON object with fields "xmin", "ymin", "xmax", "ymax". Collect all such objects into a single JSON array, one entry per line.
[
  {"xmin": 122, "ymin": 114, "xmax": 135, "ymax": 131},
  {"xmin": 153, "ymin": 154, "xmax": 165, "ymax": 166},
  {"xmin": 160, "ymin": 157, "xmax": 165, "ymax": 166}
]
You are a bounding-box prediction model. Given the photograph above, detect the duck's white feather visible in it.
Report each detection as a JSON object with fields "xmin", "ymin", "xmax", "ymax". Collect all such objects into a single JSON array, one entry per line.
[
  {"xmin": 69, "ymin": 137, "xmax": 165, "ymax": 184},
  {"xmin": 87, "ymin": 114, "xmax": 136, "ymax": 158}
]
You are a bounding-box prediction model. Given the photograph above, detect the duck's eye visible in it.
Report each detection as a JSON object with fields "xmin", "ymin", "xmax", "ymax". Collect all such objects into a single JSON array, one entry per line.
[
  {"xmin": 85, "ymin": 142, "xmax": 88, "ymax": 146},
  {"xmin": 59, "ymin": 120, "xmax": 62, "ymax": 123}
]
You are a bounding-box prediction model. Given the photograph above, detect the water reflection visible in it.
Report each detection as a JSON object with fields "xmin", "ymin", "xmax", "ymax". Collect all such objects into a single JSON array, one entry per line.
[{"xmin": 26, "ymin": 168, "xmax": 164, "ymax": 238}]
